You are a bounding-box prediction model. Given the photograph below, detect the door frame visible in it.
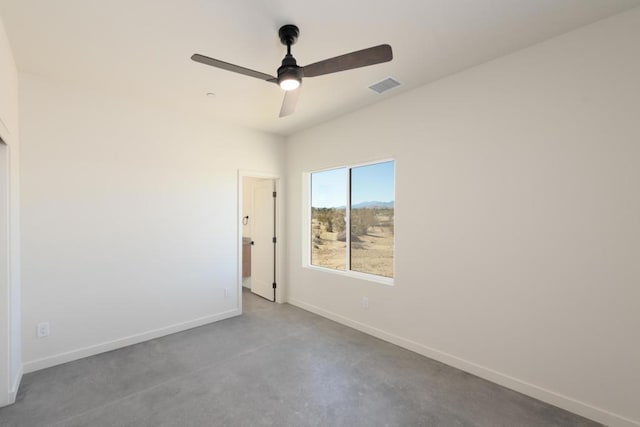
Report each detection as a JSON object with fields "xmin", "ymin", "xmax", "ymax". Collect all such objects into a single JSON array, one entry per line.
[
  {"xmin": 0, "ymin": 130, "xmax": 20, "ymax": 407},
  {"xmin": 237, "ymin": 170, "xmax": 283, "ymax": 311}
]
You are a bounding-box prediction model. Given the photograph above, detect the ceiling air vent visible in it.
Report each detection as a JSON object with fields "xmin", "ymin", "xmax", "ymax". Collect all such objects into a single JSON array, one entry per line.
[{"xmin": 368, "ymin": 77, "xmax": 401, "ymax": 94}]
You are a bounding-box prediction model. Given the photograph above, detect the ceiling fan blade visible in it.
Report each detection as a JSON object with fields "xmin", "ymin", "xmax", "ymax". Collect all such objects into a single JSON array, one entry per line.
[
  {"xmin": 191, "ymin": 54, "xmax": 276, "ymax": 81},
  {"xmin": 279, "ymin": 88, "xmax": 301, "ymax": 118},
  {"xmin": 302, "ymin": 44, "xmax": 392, "ymax": 78}
]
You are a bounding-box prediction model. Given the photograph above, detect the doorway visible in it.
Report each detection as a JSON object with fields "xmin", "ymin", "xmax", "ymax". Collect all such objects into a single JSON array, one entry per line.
[{"xmin": 240, "ymin": 174, "xmax": 279, "ymax": 303}]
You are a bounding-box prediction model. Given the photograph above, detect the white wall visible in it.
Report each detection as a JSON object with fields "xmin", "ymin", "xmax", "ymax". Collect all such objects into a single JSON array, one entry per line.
[
  {"xmin": 285, "ymin": 8, "xmax": 640, "ymax": 427},
  {"xmin": 0, "ymin": 13, "xmax": 22, "ymax": 406},
  {"xmin": 19, "ymin": 73, "xmax": 284, "ymax": 371}
]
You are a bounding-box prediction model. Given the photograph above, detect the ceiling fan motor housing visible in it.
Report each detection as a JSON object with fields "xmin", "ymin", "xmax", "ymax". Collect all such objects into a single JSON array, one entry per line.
[
  {"xmin": 277, "ymin": 54, "xmax": 303, "ymax": 85},
  {"xmin": 277, "ymin": 25, "xmax": 303, "ymax": 88}
]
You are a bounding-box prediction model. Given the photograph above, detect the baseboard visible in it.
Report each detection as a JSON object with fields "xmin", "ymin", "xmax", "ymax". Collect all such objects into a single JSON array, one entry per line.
[
  {"xmin": 23, "ymin": 308, "xmax": 241, "ymax": 374},
  {"xmin": 8, "ymin": 364, "xmax": 23, "ymax": 404},
  {"xmin": 288, "ymin": 298, "xmax": 639, "ymax": 427}
]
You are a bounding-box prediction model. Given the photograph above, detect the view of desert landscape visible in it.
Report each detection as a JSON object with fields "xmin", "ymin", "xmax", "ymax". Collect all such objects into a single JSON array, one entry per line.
[
  {"xmin": 310, "ymin": 160, "xmax": 395, "ymax": 278},
  {"xmin": 311, "ymin": 206, "xmax": 394, "ymax": 278}
]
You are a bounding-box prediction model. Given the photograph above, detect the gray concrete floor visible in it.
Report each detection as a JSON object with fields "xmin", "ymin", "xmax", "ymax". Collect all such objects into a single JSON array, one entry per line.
[{"xmin": 1, "ymin": 289, "xmax": 599, "ymax": 427}]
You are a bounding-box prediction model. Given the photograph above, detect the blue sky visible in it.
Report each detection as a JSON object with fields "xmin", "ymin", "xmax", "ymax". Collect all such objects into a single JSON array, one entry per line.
[{"xmin": 311, "ymin": 161, "xmax": 395, "ymax": 208}]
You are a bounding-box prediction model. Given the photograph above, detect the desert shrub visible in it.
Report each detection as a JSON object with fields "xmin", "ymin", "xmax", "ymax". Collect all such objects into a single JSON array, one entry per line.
[
  {"xmin": 351, "ymin": 208, "xmax": 377, "ymax": 236},
  {"xmin": 332, "ymin": 209, "xmax": 346, "ymax": 233},
  {"xmin": 337, "ymin": 231, "xmax": 361, "ymax": 242},
  {"xmin": 312, "ymin": 207, "xmax": 345, "ymax": 233}
]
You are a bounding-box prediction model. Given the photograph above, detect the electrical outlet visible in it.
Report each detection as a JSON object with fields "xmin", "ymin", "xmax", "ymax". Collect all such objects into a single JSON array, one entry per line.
[
  {"xmin": 37, "ymin": 322, "xmax": 50, "ymax": 338},
  {"xmin": 224, "ymin": 288, "xmax": 230, "ymax": 298},
  {"xmin": 362, "ymin": 297, "xmax": 369, "ymax": 309}
]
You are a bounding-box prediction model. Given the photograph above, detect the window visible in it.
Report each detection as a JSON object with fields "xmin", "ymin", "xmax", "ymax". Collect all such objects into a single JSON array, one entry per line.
[{"xmin": 310, "ymin": 160, "xmax": 395, "ymax": 281}]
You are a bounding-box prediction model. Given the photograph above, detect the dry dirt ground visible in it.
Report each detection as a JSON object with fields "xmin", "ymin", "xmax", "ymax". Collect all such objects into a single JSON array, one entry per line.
[{"xmin": 311, "ymin": 221, "xmax": 394, "ymax": 278}]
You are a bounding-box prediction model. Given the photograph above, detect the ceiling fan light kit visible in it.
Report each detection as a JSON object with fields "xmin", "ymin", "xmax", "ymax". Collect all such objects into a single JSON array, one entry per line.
[
  {"xmin": 191, "ymin": 24, "xmax": 392, "ymax": 117},
  {"xmin": 278, "ymin": 70, "xmax": 301, "ymax": 91}
]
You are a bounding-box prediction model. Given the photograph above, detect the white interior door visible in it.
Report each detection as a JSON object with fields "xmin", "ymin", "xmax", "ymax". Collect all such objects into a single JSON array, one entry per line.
[{"xmin": 251, "ymin": 179, "xmax": 275, "ymax": 301}]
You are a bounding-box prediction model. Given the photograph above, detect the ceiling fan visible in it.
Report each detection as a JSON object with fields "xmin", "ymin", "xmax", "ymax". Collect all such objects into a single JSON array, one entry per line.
[{"xmin": 191, "ymin": 25, "xmax": 393, "ymax": 117}]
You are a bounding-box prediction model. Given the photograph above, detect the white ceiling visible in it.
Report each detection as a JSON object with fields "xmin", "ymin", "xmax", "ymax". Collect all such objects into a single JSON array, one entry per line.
[{"xmin": 1, "ymin": 0, "xmax": 638, "ymax": 136}]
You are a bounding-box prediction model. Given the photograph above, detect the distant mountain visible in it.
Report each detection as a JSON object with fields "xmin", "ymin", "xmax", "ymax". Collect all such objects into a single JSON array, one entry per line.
[
  {"xmin": 313, "ymin": 201, "xmax": 394, "ymax": 209},
  {"xmin": 352, "ymin": 201, "xmax": 394, "ymax": 209}
]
